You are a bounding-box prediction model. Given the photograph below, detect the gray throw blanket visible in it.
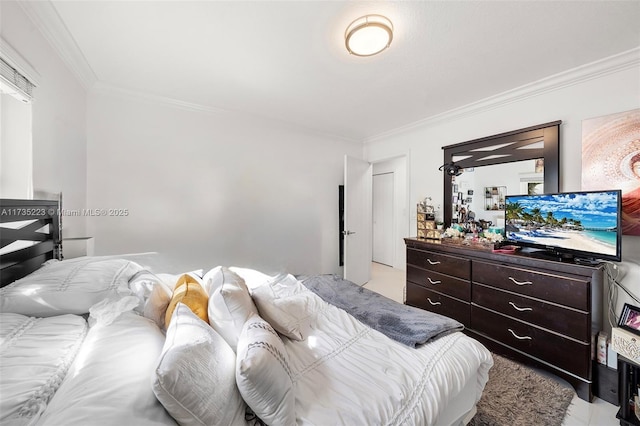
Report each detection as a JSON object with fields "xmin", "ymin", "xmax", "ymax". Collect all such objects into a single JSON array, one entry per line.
[{"xmin": 300, "ymin": 274, "xmax": 463, "ymax": 348}]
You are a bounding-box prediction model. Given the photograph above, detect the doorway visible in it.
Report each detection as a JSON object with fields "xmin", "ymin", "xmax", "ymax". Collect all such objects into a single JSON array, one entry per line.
[
  {"xmin": 373, "ymin": 172, "xmax": 394, "ymax": 266},
  {"xmin": 342, "ymin": 153, "xmax": 409, "ymax": 283},
  {"xmin": 370, "ymin": 155, "xmax": 408, "ymax": 271}
]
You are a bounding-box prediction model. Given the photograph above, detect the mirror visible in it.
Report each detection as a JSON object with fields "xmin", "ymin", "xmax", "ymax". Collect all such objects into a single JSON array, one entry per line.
[
  {"xmin": 442, "ymin": 121, "xmax": 561, "ymax": 229},
  {"xmin": 451, "ymin": 159, "xmax": 543, "ymax": 227}
]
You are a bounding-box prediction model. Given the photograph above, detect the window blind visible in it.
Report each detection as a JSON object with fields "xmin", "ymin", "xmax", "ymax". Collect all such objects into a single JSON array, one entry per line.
[{"xmin": 0, "ymin": 56, "xmax": 35, "ymax": 103}]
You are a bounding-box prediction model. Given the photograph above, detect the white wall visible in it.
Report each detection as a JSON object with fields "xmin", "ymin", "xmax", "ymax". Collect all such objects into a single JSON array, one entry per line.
[
  {"xmin": 87, "ymin": 91, "xmax": 362, "ymax": 275},
  {"xmin": 365, "ymin": 56, "xmax": 640, "ymax": 334},
  {"xmin": 1, "ymin": 1, "xmax": 88, "ymax": 237}
]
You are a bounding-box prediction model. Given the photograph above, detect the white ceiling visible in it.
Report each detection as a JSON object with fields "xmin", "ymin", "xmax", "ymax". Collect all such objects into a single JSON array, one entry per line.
[{"xmin": 25, "ymin": 1, "xmax": 640, "ymax": 141}]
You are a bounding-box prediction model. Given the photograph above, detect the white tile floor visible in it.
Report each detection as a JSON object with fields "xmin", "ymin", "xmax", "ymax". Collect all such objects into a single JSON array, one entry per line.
[{"xmin": 363, "ymin": 262, "xmax": 620, "ymax": 426}]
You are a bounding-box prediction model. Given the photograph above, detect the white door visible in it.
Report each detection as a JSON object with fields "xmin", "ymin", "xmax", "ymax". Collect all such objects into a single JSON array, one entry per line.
[
  {"xmin": 343, "ymin": 155, "xmax": 372, "ymax": 286},
  {"xmin": 373, "ymin": 172, "xmax": 394, "ymax": 266}
]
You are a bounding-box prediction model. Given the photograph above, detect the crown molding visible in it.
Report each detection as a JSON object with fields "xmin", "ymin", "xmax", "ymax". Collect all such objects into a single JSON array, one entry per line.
[
  {"xmin": 18, "ymin": 0, "xmax": 96, "ymax": 90},
  {"xmin": 17, "ymin": 0, "xmax": 358, "ymax": 145},
  {"xmin": 366, "ymin": 47, "xmax": 640, "ymax": 144},
  {"xmin": 92, "ymin": 82, "xmax": 361, "ymax": 145},
  {"xmin": 92, "ymin": 81, "xmax": 230, "ymax": 115}
]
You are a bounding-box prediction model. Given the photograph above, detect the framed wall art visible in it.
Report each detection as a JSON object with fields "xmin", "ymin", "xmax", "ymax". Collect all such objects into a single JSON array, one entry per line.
[{"xmin": 582, "ymin": 109, "xmax": 640, "ymax": 235}]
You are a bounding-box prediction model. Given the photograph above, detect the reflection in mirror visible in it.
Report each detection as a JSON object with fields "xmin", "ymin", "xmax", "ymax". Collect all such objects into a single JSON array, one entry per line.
[{"xmin": 451, "ymin": 159, "xmax": 543, "ymax": 229}]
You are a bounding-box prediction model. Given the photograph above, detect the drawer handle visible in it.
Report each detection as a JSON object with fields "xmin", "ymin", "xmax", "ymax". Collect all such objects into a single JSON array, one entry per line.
[
  {"xmin": 427, "ymin": 277, "xmax": 442, "ymax": 285},
  {"xmin": 509, "ymin": 302, "xmax": 533, "ymax": 312},
  {"xmin": 508, "ymin": 276, "xmax": 533, "ymax": 286},
  {"xmin": 426, "ymin": 297, "xmax": 441, "ymax": 306},
  {"xmin": 508, "ymin": 328, "xmax": 532, "ymax": 340},
  {"xmin": 426, "ymin": 258, "xmax": 441, "ymax": 265}
]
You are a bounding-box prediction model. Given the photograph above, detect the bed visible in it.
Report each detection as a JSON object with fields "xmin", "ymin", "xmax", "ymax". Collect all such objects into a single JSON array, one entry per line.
[{"xmin": 0, "ymin": 198, "xmax": 493, "ymax": 426}]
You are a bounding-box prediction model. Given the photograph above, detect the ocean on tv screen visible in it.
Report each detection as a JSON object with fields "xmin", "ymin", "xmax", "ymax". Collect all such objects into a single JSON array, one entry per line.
[{"xmin": 505, "ymin": 191, "xmax": 619, "ymax": 257}]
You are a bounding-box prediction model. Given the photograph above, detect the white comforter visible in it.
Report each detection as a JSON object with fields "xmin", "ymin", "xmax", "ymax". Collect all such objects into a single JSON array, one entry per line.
[
  {"xmin": 0, "ymin": 267, "xmax": 492, "ymax": 426},
  {"xmin": 0, "ymin": 312, "xmax": 176, "ymax": 426},
  {"xmin": 36, "ymin": 311, "xmax": 175, "ymax": 425},
  {"xmin": 0, "ymin": 314, "xmax": 87, "ymax": 426},
  {"xmin": 287, "ymin": 298, "xmax": 493, "ymax": 425}
]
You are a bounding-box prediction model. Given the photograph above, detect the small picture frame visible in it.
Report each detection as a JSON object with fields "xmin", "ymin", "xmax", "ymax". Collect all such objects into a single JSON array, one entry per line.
[{"xmin": 619, "ymin": 303, "xmax": 640, "ymax": 336}]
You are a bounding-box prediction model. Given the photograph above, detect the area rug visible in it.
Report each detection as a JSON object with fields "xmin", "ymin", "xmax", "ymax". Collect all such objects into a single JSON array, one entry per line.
[{"xmin": 469, "ymin": 354, "xmax": 575, "ymax": 426}]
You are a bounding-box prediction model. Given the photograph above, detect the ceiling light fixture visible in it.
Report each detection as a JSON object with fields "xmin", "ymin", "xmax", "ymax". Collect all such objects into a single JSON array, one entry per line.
[{"xmin": 345, "ymin": 14, "xmax": 393, "ymax": 57}]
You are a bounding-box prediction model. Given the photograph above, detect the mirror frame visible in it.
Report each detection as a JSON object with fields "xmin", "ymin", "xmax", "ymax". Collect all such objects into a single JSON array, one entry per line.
[{"xmin": 442, "ymin": 120, "xmax": 561, "ymax": 227}]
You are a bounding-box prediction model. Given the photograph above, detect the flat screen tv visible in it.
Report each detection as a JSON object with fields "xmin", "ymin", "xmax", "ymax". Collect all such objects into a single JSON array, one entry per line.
[{"xmin": 504, "ymin": 189, "xmax": 622, "ymax": 262}]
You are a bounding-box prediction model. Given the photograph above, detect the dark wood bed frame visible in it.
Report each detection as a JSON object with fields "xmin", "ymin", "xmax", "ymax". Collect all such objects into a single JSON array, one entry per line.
[{"xmin": 0, "ymin": 199, "xmax": 61, "ymax": 287}]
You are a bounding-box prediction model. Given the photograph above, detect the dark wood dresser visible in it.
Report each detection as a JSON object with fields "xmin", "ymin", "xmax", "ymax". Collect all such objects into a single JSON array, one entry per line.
[{"xmin": 405, "ymin": 237, "xmax": 605, "ymax": 402}]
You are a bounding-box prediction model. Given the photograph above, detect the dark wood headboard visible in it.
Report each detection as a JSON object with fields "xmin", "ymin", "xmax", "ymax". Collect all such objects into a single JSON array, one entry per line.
[{"xmin": 0, "ymin": 199, "xmax": 61, "ymax": 287}]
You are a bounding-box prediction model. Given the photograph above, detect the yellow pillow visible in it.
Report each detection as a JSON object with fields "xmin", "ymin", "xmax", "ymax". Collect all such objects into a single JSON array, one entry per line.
[{"xmin": 165, "ymin": 274, "xmax": 209, "ymax": 329}]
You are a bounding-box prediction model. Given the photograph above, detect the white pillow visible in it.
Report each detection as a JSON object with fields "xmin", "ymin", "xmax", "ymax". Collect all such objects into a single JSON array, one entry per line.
[
  {"xmin": 228, "ymin": 266, "xmax": 276, "ymax": 291},
  {"xmin": 153, "ymin": 303, "xmax": 246, "ymax": 426},
  {"xmin": 129, "ymin": 272, "xmax": 174, "ymax": 328},
  {"xmin": 202, "ymin": 266, "xmax": 223, "ymax": 296},
  {"xmin": 236, "ymin": 314, "xmax": 296, "ymax": 426},
  {"xmin": 208, "ymin": 267, "xmax": 258, "ymax": 352},
  {"xmin": 0, "ymin": 257, "xmax": 144, "ymax": 317},
  {"xmin": 250, "ymin": 273, "xmax": 325, "ymax": 341}
]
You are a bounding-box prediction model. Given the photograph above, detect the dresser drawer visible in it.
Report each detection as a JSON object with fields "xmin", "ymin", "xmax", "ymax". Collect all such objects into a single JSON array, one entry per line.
[
  {"xmin": 472, "ymin": 283, "xmax": 589, "ymax": 342},
  {"xmin": 471, "ymin": 305, "xmax": 590, "ymax": 378},
  {"xmin": 407, "ymin": 248, "xmax": 470, "ymax": 280},
  {"xmin": 407, "ymin": 265, "xmax": 470, "ymax": 301},
  {"xmin": 472, "ymin": 261, "xmax": 589, "ymax": 310},
  {"xmin": 406, "ymin": 283, "xmax": 470, "ymax": 327}
]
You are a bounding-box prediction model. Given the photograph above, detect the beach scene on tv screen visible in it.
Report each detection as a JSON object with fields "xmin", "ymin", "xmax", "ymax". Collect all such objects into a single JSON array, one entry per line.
[{"xmin": 505, "ymin": 192, "xmax": 619, "ymax": 257}]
